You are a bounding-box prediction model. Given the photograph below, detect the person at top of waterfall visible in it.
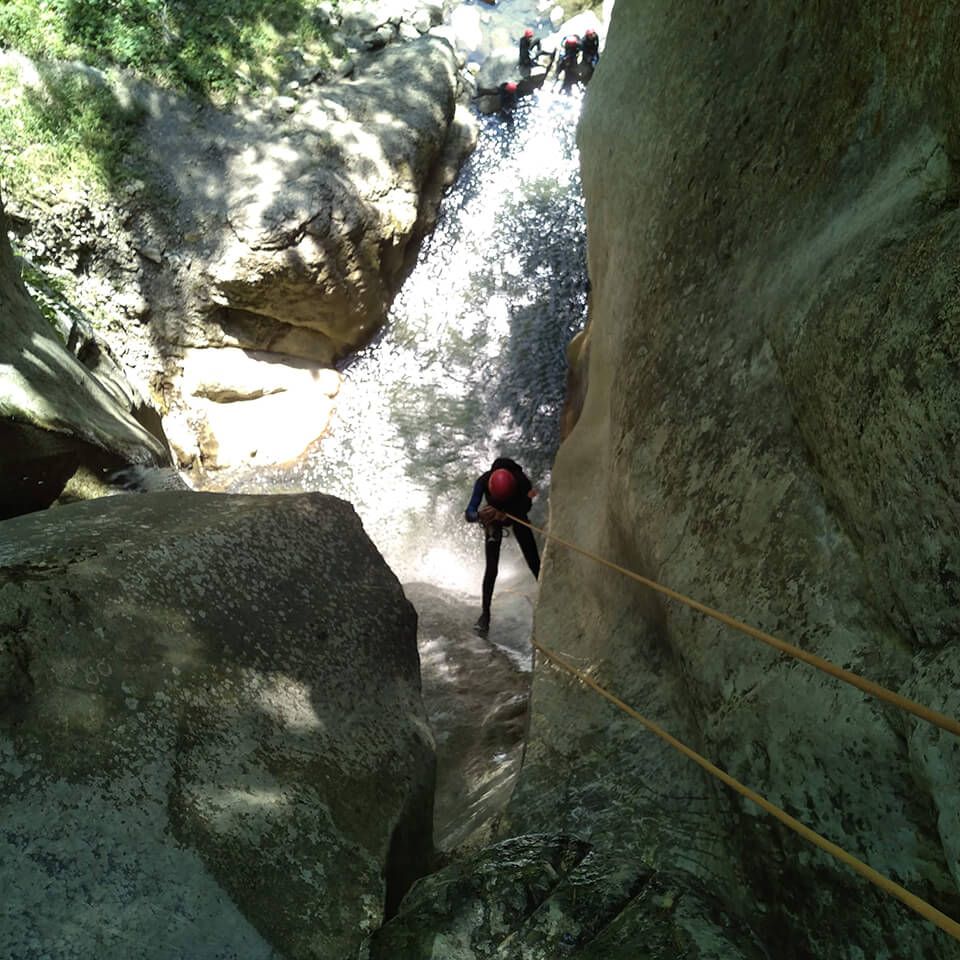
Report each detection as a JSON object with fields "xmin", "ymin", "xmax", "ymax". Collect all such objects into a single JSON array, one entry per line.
[
  {"xmin": 519, "ymin": 28, "xmax": 541, "ymax": 68},
  {"xmin": 465, "ymin": 457, "xmax": 540, "ymax": 636},
  {"xmin": 581, "ymin": 28, "xmax": 600, "ymax": 66},
  {"xmin": 555, "ymin": 35, "xmax": 582, "ymax": 93}
]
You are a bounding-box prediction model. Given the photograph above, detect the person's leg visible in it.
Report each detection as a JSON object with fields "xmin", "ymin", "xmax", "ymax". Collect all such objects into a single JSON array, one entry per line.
[
  {"xmin": 478, "ymin": 525, "xmax": 503, "ymax": 633},
  {"xmin": 513, "ymin": 523, "xmax": 541, "ymax": 579}
]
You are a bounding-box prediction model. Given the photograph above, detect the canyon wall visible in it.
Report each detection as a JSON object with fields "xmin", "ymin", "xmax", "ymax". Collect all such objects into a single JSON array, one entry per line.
[
  {"xmin": 0, "ymin": 197, "xmax": 169, "ymax": 517},
  {"xmin": 511, "ymin": 1, "xmax": 959, "ymax": 957},
  {"xmin": 375, "ymin": 3, "xmax": 960, "ymax": 958}
]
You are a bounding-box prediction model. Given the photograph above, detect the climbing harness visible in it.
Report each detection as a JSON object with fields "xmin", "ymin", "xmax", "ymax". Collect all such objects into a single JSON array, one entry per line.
[
  {"xmin": 504, "ymin": 512, "xmax": 960, "ymax": 942},
  {"xmin": 506, "ymin": 515, "xmax": 960, "ymax": 738}
]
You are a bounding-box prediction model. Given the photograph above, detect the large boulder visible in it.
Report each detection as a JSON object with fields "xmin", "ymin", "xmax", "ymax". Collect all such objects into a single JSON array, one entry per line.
[
  {"xmin": 145, "ymin": 35, "xmax": 472, "ymax": 365},
  {"xmin": 367, "ymin": 835, "xmax": 766, "ymax": 960},
  {"xmin": 0, "ymin": 198, "xmax": 168, "ymax": 518},
  {"xmin": 0, "ymin": 491, "xmax": 435, "ymax": 959},
  {"xmin": 0, "ymin": 35, "xmax": 477, "ymax": 477}
]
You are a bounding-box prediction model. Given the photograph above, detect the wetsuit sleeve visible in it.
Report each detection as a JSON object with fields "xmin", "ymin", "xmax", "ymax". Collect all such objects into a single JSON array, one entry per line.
[{"xmin": 465, "ymin": 476, "xmax": 486, "ymax": 522}]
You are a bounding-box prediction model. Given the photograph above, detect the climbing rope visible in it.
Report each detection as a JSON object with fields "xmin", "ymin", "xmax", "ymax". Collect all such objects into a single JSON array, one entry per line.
[
  {"xmin": 532, "ymin": 640, "xmax": 960, "ymax": 942},
  {"xmin": 505, "ymin": 514, "xmax": 960, "ymax": 738}
]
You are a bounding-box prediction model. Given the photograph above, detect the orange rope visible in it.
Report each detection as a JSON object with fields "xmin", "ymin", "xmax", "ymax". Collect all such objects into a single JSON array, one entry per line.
[
  {"xmin": 507, "ymin": 514, "xmax": 960, "ymax": 738},
  {"xmin": 533, "ymin": 639, "xmax": 960, "ymax": 942}
]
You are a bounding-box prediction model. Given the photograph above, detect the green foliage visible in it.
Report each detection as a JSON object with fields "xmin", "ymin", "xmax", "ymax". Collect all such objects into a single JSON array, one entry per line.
[
  {"xmin": 13, "ymin": 246, "xmax": 80, "ymax": 343},
  {"xmin": 0, "ymin": 1, "xmax": 341, "ymax": 202},
  {"xmin": 0, "ymin": 62, "xmax": 148, "ymax": 197},
  {"xmin": 0, "ymin": 0, "xmax": 340, "ymax": 100}
]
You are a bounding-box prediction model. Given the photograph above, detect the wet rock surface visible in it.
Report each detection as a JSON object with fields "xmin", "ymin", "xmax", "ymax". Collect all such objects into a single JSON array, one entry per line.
[
  {"xmin": 405, "ymin": 580, "xmax": 531, "ymax": 851},
  {"xmin": 364, "ymin": 835, "xmax": 767, "ymax": 959},
  {"xmin": 0, "ymin": 491, "xmax": 434, "ymax": 960}
]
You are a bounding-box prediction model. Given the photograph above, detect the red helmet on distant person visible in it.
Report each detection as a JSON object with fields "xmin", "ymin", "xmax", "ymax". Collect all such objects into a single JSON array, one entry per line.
[
  {"xmin": 504, "ymin": 81, "xmax": 518, "ymax": 93},
  {"xmin": 487, "ymin": 468, "xmax": 517, "ymax": 501},
  {"xmin": 565, "ymin": 36, "xmax": 579, "ymax": 47},
  {"xmin": 585, "ymin": 28, "xmax": 597, "ymax": 37},
  {"xmin": 523, "ymin": 28, "xmax": 534, "ymax": 38}
]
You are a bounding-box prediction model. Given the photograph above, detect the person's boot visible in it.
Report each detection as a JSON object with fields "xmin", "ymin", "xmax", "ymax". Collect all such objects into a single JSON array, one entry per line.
[{"xmin": 474, "ymin": 610, "xmax": 490, "ymax": 636}]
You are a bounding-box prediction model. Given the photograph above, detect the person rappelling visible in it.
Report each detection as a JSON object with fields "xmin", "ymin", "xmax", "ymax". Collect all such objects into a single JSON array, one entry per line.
[{"xmin": 465, "ymin": 457, "xmax": 540, "ymax": 636}]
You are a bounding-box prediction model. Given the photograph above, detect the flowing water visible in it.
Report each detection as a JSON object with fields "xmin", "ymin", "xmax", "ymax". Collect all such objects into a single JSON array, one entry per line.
[{"xmin": 228, "ymin": 88, "xmax": 589, "ymax": 615}]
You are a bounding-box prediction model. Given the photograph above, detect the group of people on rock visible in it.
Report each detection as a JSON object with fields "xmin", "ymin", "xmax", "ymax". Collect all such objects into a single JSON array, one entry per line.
[
  {"xmin": 521, "ymin": 27, "xmax": 600, "ymax": 93},
  {"xmin": 477, "ymin": 25, "xmax": 601, "ymax": 118}
]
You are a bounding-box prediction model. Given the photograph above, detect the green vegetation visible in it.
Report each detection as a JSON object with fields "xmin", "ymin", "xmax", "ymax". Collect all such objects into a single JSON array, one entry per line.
[
  {"xmin": 0, "ymin": 1, "xmax": 341, "ymax": 201},
  {"xmin": 16, "ymin": 251, "xmax": 75, "ymax": 343},
  {"xmin": 0, "ymin": 0, "xmax": 339, "ymax": 100},
  {"xmin": 0, "ymin": 63, "xmax": 148, "ymax": 197}
]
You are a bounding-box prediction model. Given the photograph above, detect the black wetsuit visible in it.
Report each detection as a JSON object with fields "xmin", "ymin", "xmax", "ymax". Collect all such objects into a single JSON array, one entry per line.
[
  {"xmin": 581, "ymin": 32, "xmax": 599, "ymax": 66},
  {"xmin": 519, "ymin": 34, "xmax": 541, "ymax": 68},
  {"xmin": 465, "ymin": 457, "xmax": 541, "ymax": 622},
  {"xmin": 556, "ymin": 42, "xmax": 581, "ymax": 92},
  {"xmin": 498, "ymin": 81, "xmax": 519, "ymax": 112}
]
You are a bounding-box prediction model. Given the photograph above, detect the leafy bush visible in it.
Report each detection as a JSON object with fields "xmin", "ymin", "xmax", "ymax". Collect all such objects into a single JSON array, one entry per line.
[{"xmin": 0, "ymin": 1, "xmax": 340, "ymax": 201}]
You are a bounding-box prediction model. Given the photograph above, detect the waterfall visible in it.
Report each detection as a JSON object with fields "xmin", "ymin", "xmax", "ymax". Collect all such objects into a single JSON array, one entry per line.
[{"xmin": 228, "ymin": 89, "xmax": 588, "ymax": 597}]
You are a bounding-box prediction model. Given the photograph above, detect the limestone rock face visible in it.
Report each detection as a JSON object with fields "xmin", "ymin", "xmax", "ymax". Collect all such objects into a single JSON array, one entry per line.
[
  {"xmin": 492, "ymin": 2, "xmax": 960, "ymax": 959},
  {"xmin": 1, "ymin": 33, "xmax": 477, "ymax": 478},
  {"xmin": 152, "ymin": 35, "xmax": 467, "ymax": 364},
  {"xmin": 169, "ymin": 347, "xmax": 343, "ymax": 470},
  {"xmin": 0, "ymin": 492, "xmax": 434, "ymax": 960},
  {"xmin": 0, "ymin": 199, "xmax": 168, "ymax": 518}
]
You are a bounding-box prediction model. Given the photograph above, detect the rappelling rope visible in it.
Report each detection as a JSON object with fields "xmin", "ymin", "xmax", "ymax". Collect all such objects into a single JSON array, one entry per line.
[
  {"xmin": 532, "ymin": 640, "xmax": 960, "ymax": 942},
  {"xmin": 505, "ymin": 514, "xmax": 960, "ymax": 738}
]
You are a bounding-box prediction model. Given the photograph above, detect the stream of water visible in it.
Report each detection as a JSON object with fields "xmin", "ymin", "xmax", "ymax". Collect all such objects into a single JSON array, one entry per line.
[{"xmin": 229, "ymin": 86, "xmax": 588, "ymax": 613}]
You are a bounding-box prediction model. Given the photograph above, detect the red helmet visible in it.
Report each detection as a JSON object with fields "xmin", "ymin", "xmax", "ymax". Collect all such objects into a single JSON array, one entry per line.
[
  {"xmin": 487, "ymin": 468, "xmax": 517, "ymax": 501},
  {"xmin": 565, "ymin": 36, "xmax": 579, "ymax": 47},
  {"xmin": 523, "ymin": 28, "xmax": 534, "ymax": 38},
  {"xmin": 504, "ymin": 81, "xmax": 518, "ymax": 93},
  {"xmin": 585, "ymin": 29, "xmax": 597, "ymax": 37}
]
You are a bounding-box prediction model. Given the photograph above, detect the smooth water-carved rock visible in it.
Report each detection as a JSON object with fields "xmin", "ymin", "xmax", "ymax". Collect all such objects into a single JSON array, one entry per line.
[
  {"xmin": 403, "ymin": 581, "xmax": 530, "ymax": 852},
  {"xmin": 0, "ymin": 491, "xmax": 435, "ymax": 960},
  {"xmin": 495, "ymin": 2, "xmax": 960, "ymax": 958},
  {"xmin": 365, "ymin": 835, "xmax": 767, "ymax": 959},
  {"xmin": 169, "ymin": 347, "xmax": 343, "ymax": 469},
  {"xmin": 147, "ymin": 35, "xmax": 469, "ymax": 363},
  {"xmin": 0, "ymin": 199, "xmax": 168, "ymax": 518}
]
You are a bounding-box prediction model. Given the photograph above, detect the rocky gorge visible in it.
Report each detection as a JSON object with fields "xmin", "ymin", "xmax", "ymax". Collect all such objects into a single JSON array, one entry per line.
[
  {"xmin": 2, "ymin": 0, "xmax": 960, "ymax": 959},
  {"xmin": 2, "ymin": 0, "xmax": 476, "ymax": 487}
]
